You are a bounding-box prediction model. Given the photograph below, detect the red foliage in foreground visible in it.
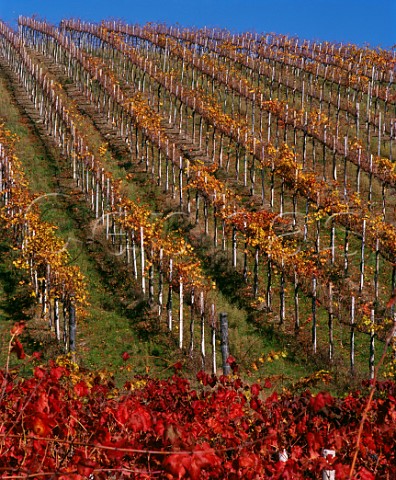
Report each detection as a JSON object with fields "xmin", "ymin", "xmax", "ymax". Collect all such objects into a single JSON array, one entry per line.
[{"xmin": 0, "ymin": 360, "xmax": 395, "ymax": 479}]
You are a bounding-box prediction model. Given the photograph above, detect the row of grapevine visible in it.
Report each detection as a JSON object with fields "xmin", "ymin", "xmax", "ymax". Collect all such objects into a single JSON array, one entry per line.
[
  {"xmin": 0, "ymin": 19, "xmax": 229, "ymax": 372},
  {"xmin": 96, "ymin": 20, "xmax": 395, "ymax": 135},
  {"xmin": 147, "ymin": 23, "xmax": 395, "ymax": 100},
  {"xmin": 57, "ymin": 21, "xmax": 393, "ymax": 274},
  {"xmin": 19, "ymin": 18, "xmax": 396, "ymax": 375},
  {"xmin": 92, "ymin": 20, "xmax": 395, "ymax": 193},
  {"xmin": 63, "ymin": 21, "xmax": 396, "ymax": 375},
  {"xmin": 58, "ymin": 20, "xmax": 396, "ymax": 243},
  {"xmin": 0, "ymin": 122, "xmax": 87, "ymax": 352}
]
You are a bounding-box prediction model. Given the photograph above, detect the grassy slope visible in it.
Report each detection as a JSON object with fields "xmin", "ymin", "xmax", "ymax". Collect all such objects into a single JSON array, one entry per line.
[
  {"xmin": 0, "ymin": 69, "xmax": 161, "ymax": 379},
  {"xmin": 1, "ymin": 31, "xmax": 380, "ymax": 392},
  {"xmin": 0, "ymin": 45, "xmax": 324, "ymax": 392},
  {"xmin": 87, "ymin": 39, "xmax": 375, "ymax": 387},
  {"xmin": 0, "ymin": 63, "xmax": 312, "ymax": 387}
]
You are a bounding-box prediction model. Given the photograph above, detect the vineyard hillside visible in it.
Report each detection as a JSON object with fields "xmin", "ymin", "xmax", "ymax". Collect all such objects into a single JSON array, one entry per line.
[
  {"xmin": 0, "ymin": 17, "xmax": 396, "ymax": 387},
  {"xmin": 0, "ymin": 17, "xmax": 396, "ymax": 479}
]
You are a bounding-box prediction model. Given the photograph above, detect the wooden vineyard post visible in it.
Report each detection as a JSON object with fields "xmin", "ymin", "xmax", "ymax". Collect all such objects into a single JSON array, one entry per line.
[
  {"xmin": 356, "ymin": 147, "xmax": 361, "ymax": 194},
  {"xmin": 344, "ymin": 226, "xmax": 350, "ymax": 276},
  {"xmin": 280, "ymin": 178, "xmax": 285, "ymax": 216},
  {"xmin": 69, "ymin": 298, "xmax": 76, "ymax": 360},
  {"xmin": 171, "ymin": 154, "xmax": 176, "ymax": 200},
  {"xmin": 220, "ymin": 312, "xmax": 231, "ymax": 375},
  {"xmin": 158, "ymin": 247, "xmax": 163, "ymax": 317},
  {"xmin": 125, "ymin": 228, "xmax": 131, "ymax": 265},
  {"xmin": 369, "ymin": 308, "xmax": 375, "ymax": 380},
  {"xmin": 343, "ymin": 136, "xmax": 348, "ymax": 197},
  {"xmin": 131, "ymin": 229, "xmax": 138, "ymax": 280},
  {"xmin": 350, "ymin": 295, "xmax": 355, "ymax": 376},
  {"xmin": 302, "ymin": 114, "xmax": 307, "ymax": 168},
  {"xmin": 368, "ymin": 154, "xmax": 373, "ymax": 206},
  {"xmin": 195, "ymin": 192, "xmax": 200, "ymax": 225},
  {"xmin": 312, "ymin": 276, "xmax": 317, "ymax": 354},
  {"xmin": 221, "ymin": 215, "xmax": 227, "ymax": 252},
  {"xmin": 391, "ymin": 266, "xmax": 396, "ymax": 318},
  {"xmin": 279, "ymin": 258, "xmax": 285, "ymax": 325},
  {"xmin": 312, "ymin": 137, "xmax": 316, "ymax": 171},
  {"xmin": 219, "ymin": 133, "xmax": 224, "ymax": 167},
  {"xmin": 148, "ymin": 248, "xmax": 154, "ymax": 306},
  {"xmin": 232, "ymin": 226, "xmax": 237, "ymax": 269},
  {"xmin": 261, "ymin": 155, "xmax": 266, "ymax": 206},
  {"xmin": 270, "ymin": 161, "xmax": 275, "ymax": 211},
  {"xmin": 157, "ymin": 149, "xmax": 162, "ymax": 186},
  {"xmin": 253, "ymin": 246, "xmax": 259, "ymax": 298},
  {"xmin": 374, "ymin": 237, "xmax": 380, "ymax": 301},
  {"xmin": 359, "ymin": 219, "xmax": 366, "ymax": 293},
  {"xmin": 366, "ymin": 72, "xmax": 373, "ymax": 149},
  {"xmin": 167, "ymin": 258, "xmax": 173, "ymax": 331},
  {"xmin": 140, "ymin": 226, "xmax": 146, "ymax": 295},
  {"xmin": 213, "ymin": 203, "xmax": 218, "ymax": 247},
  {"xmin": 294, "ymin": 269, "xmax": 300, "ymax": 334},
  {"xmin": 211, "ymin": 303, "xmax": 217, "ymax": 375},
  {"xmin": 328, "ymin": 283, "xmax": 334, "ymax": 362},
  {"xmin": 165, "ymin": 155, "xmax": 169, "ymax": 193},
  {"xmin": 330, "ymin": 219, "xmax": 335, "ymax": 265},
  {"xmin": 322, "ymin": 125, "xmax": 327, "ymax": 181},
  {"xmin": 250, "ymin": 147, "xmax": 255, "ymax": 196},
  {"xmin": 54, "ymin": 297, "xmax": 60, "ymax": 342},
  {"xmin": 179, "ymin": 277, "xmax": 184, "ymax": 349},
  {"xmin": 382, "ymin": 184, "xmax": 386, "ymax": 221},
  {"xmin": 200, "ymin": 291, "xmax": 205, "ymax": 370},
  {"xmin": 178, "ymin": 155, "xmax": 183, "ymax": 208},
  {"xmin": 63, "ymin": 302, "xmax": 68, "ymax": 350},
  {"xmin": 315, "ymin": 194, "xmax": 320, "ymax": 255},
  {"xmin": 322, "ymin": 449, "xmax": 336, "ymax": 480},
  {"xmin": 378, "ymin": 112, "xmax": 382, "ymax": 156},
  {"xmin": 243, "ymin": 226, "xmax": 248, "ymax": 283},
  {"xmin": 304, "ymin": 200, "xmax": 309, "ymax": 242},
  {"xmin": 186, "ymin": 159, "xmax": 191, "ymax": 215},
  {"xmin": 266, "ymin": 255, "xmax": 272, "ymax": 311},
  {"xmin": 204, "ymin": 198, "xmax": 209, "ymax": 236},
  {"xmin": 41, "ymin": 277, "xmax": 47, "ymax": 319},
  {"xmin": 329, "ymin": 220, "xmax": 335, "ymax": 362},
  {"xmin": 243, "ymin": 149, "xmax": 247, "ymax": 187},
  {"xmin": 235, "ymin": 145, "xmax": 240, "ymax": 182}
]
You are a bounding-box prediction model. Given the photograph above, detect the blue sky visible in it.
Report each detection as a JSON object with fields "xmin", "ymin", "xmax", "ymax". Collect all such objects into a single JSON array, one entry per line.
[{"xmin": 1, "ymin": 0, "xmax": 395, "ymax": 49}]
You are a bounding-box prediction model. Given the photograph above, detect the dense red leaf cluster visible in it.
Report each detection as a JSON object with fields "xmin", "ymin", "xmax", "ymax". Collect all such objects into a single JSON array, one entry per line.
[{"xmin": 0, "ymin": 359, "xmax": 395, "ymax": 479}]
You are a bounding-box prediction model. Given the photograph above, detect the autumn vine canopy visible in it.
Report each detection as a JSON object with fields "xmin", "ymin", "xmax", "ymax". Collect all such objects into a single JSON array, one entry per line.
[{"xmin": 0, "ymin": 14, "xmax": 395, "ymax": 479}]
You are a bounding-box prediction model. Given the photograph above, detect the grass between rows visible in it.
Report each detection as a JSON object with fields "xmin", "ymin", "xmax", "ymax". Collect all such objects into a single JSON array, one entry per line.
[{"xmin": 0, "ymin": 66, "xmax": 318, "ymax": 390}]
